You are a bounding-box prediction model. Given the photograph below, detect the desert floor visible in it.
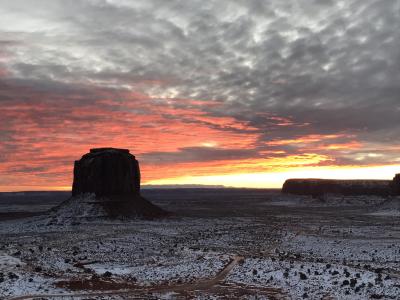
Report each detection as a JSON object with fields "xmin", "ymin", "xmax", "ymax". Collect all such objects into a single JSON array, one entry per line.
[{"xmin": 1, "ymin": 189, "xmax": 399, "ymax": 299}]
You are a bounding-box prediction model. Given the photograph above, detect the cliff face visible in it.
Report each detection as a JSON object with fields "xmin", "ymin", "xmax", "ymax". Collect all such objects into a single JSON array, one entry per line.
[
  {"xmin": 282, "ymin": 179, "xmax": 392, "ymax": 196},
  {"xmin": 72, "ymin": 148, "xmax": 140, "ymax": 197},
  {"xmin": 392, "ymin": 174, "xmax": 400, "ymax": 195}
]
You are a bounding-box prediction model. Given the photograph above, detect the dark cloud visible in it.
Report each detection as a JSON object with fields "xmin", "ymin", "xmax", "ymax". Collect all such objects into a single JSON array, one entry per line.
[
  {"xmin": 142, "ymin": 147, "xmax": 258, "ymax": 164},
  {"xmin": 7, "ymin": 165, "xmax": 47, "ymax": 173}
]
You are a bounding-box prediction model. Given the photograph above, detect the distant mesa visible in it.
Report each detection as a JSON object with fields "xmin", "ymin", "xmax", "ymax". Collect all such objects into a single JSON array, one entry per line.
[
  {"xmin": 51, "ymin": 148, "xmax": 167, "ymax": 221},
  {"xmin": 142, "ymin": 184, "xmax": 226, "ymax": 189},
  {"xmin": 282, "ymin": 176, "xmax": 400, "ymax": 197}
]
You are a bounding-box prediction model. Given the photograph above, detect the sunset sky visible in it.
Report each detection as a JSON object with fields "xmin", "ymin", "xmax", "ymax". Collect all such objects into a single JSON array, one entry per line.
[{"xmin": 1, "ymin": 0, "xmax": 400, "ymax": 191}]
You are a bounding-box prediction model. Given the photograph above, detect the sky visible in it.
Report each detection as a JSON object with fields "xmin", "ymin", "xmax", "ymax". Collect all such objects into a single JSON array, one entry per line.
[{"xmin": 1, "ymin": 0, "xmax": 400, "ymax": 191}]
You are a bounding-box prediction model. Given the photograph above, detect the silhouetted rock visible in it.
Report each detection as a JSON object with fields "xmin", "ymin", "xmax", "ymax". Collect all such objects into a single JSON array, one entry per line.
[
  {"xmin": 51, "ymin": 148, "xmax": 166, "ymax": 220},
  {"xmin": 72, "ymin": 148, "xmax": 140, "ymax": 197},
  {"xmin": 392, "ymin": 174, "xmax": 400, "ymax": 195},
  {"xmin": 282, "ymin": 179, "xmax": 391, "ymax": 197}
]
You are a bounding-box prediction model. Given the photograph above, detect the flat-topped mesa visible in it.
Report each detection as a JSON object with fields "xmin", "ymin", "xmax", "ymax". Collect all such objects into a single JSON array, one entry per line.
[
  {"xmin": 282, "ymin": 178, "xmax": 392, "ymax": 197},
  {"xmin": 72, "ymin": 148, "xmax": 140, "ymax": 197},
  {"xmin": 392, "ymin": 174, "xmax": 400, "ymax": 195},
  {"xmin": 50, "ymin": 148, "xmax": 166, "ymax": 221}
]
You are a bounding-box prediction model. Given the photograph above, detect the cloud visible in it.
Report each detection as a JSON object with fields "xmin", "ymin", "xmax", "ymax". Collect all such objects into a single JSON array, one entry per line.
[
  {"xmin": 142, "ymin": 146, "xmax": 259, "ymax": 164},
  {"xmin": 0, "ymin": 0, "xmax": 399, "ymax": 189}
]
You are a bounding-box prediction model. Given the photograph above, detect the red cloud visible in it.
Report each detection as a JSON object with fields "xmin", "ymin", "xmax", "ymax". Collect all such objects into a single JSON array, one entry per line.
[
  {"xmin": 0, "ymin": 80, "xmax": 262, "ymax": 190},
  {"xmin": 0, "ymin": 78, "xmax": 393, "ymax": 191}
]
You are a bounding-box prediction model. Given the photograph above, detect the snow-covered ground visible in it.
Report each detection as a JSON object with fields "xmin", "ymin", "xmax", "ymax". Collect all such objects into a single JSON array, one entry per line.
[
  {"xmin": 228, "ymin": 257, "xmax": 400, "ymax": 299},
  {"xmin": 0, "ymin": 191, "xmax": 399, "ymax": 299}
]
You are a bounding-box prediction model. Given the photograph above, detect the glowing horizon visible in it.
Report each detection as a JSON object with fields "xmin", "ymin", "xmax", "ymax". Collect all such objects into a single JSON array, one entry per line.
[
  {"xmin": 2, "ymin": 164, "xmax": 399, "ymax": 192},
  {"xmin": 145, "ymin": 164, "xmax": 400, "ymax": 188}
]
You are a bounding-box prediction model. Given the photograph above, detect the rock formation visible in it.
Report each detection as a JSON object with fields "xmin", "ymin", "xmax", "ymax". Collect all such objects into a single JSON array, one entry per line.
[
  {"xmin": 282, "ymin": 179, "xmax": 391, "ymax": 197},
  {"xmin": 72, "ymin": 148, "xmax": 140, "ymax": 197},
  {"xmin": 392, "ymin": 174, "xmax": 400, "ymax": 195},
  {"xmin": 52, "ymin": 148, "xmax": 166, "ymax": 220}
]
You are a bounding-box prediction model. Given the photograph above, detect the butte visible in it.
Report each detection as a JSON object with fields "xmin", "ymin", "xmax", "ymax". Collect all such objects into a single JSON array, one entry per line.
[{"xmin": 50, "ymin": 148, "xmax": 166, "ymax": 221}]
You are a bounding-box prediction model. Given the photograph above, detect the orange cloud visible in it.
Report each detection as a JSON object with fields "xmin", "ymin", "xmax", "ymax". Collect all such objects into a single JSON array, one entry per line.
[
  {"xmin": 0, "ymin": 83, "xmax": 262, "ymax": 190},
  {"xmin": 325, "ymin": 141, "xmax": 362, "ymax": 150},
  {"xmin": 0, "ymin": 79, "xmax": 398, "ymax": 192}
]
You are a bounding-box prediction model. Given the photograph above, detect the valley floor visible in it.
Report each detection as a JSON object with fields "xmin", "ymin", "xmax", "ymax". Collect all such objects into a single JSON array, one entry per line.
[{"xmin": 0, "ymin": 189, "xmax": 400, "ymax": 299}]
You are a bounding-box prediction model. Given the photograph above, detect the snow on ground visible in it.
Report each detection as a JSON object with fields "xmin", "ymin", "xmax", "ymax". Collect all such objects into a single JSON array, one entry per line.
[
  {"xmin": 0, "ymin": 216, "xmax": 238, "ymax": 297},
  {"xmin": 0, "ymin": 250, "xmax": 61, "ymax": 298},
  {"xmin": 368, "ymin": 196, "xmax": 400, "ymax": 217},
  {"xmin": 283, "ymin": 229, "xmax": 400, "ymax": 263},
  {"xmin": 369, "ymin": 210, "xmax": 400, "ymax": 216},
  {"xmin": 271, "ymin": 194, "xmax": 387, "ymax": 207},
  {"xmin": 45, "ymin": 193, "xmax": 110, "ymax": 224},
  {"xmin": 0, "ymin": 253, "xmax": 25, "ymax": 271},
  {"xmin": 228, "ymin": 256, "xmax": 400, "ymax": 299},
  {"xmin": 1, "ymin": 191, "xmax": 399, "ymax": 299},
  {"xmin": 88, "ymin": 249, "xmax": 229, "ymax": 285}
]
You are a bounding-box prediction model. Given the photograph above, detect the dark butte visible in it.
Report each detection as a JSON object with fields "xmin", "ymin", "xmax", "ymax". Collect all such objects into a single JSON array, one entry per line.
[
  {"xmin": 66, "ymin": 147, "xmax": 166, "ymax": 218},
  {"xmin": 72, "ymin": 148, "xmax": 140, "ymax": 197}
]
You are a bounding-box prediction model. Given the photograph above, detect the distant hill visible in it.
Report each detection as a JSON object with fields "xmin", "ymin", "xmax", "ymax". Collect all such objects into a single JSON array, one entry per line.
[{"xmin": 142, "ymin": 184, "xmax": 227, "ymax": 189}]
